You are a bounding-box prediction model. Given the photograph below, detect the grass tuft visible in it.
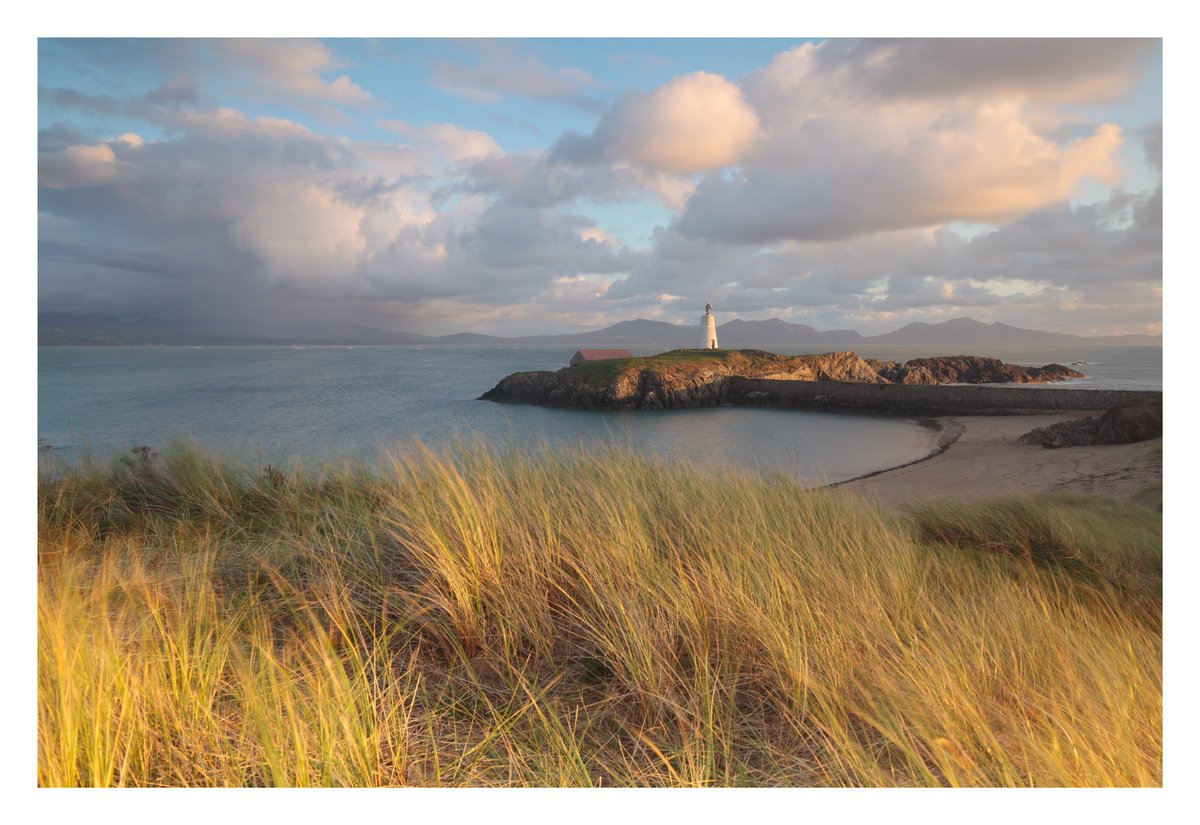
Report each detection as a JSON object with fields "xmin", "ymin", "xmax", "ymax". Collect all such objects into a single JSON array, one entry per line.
[{"xmin": 38, "ymin": 442, "xmax": 1161, "ymax": 787}]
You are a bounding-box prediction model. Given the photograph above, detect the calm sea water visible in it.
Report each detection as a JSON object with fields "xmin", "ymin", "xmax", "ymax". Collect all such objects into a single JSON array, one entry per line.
[{"xmin": 37, "ymin": 344, "xmax": 1161, "ymax": 484}]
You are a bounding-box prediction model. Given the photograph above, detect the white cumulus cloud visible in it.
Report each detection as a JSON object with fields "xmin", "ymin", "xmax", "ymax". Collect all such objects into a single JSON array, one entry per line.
[{"xmin": 552, "ymin": 71, "xmax": 760, "ymax": 174}]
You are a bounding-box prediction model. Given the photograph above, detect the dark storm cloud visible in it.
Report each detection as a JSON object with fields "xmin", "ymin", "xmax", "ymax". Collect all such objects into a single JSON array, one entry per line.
[{"xmin": 38, "ymin": 240, "xmax": 176, "ymax": 278}]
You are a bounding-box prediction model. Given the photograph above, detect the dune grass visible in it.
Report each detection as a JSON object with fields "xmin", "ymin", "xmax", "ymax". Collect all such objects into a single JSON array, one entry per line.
[{"xmin": 37, "ymin": 441, "xmax": 1161, "ymax": 787}]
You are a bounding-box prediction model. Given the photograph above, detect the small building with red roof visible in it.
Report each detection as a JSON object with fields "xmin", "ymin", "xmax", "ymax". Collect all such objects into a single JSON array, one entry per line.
[{"xmin": 569, "ymin": 349, "xmax": 634, "ymax": 367}]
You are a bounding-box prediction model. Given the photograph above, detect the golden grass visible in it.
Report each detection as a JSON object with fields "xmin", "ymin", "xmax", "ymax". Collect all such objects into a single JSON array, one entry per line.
[{"xmin": 37, "ymin": 442, "xmax": 1161, "ymax": 787}]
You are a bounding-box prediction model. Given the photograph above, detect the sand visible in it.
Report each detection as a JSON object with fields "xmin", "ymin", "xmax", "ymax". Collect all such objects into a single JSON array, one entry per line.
[{"xmin": 836, "ymin": 411, "xmax": 1163, "ymax": 506}]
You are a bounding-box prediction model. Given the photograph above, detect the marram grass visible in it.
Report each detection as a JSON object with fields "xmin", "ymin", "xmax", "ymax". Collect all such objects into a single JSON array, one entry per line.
[{"xmin": 37, "ymin": 441, "xmax": 1161, "ymax": 787}]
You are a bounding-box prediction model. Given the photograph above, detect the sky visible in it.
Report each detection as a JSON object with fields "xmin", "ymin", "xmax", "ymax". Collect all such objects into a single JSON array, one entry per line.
[{"xmin": 37, "ymin": 37, "xmax": 1163, "ymax": 337}]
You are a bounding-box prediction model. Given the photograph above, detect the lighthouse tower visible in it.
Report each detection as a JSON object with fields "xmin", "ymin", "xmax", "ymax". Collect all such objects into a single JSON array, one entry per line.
[{"xmin": 700, "ymin": 303, "xmax": 719, "ymax": 349}]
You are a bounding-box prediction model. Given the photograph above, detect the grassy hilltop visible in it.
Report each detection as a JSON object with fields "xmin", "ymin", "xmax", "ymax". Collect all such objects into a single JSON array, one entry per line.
[
  {"xmin": 564, "ymin": 348, "xmax": 743, "ymax": 384},
  {"xmin": 38, "ymin": 443, "xmax": 1161, "ymax": 787}
]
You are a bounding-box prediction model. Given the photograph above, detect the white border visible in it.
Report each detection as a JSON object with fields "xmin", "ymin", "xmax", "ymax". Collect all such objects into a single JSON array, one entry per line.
[{"xmin": 10, "ymin": 2, "xmax": 1194, "ymax": 820}]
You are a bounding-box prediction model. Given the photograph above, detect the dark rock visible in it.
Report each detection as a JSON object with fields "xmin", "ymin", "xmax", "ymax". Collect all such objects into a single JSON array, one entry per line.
[
  {"xmin": 871, "ymin": 355, "xmax": 1084, "ymax": 385},
  {"xmin": 1096, "ymin": 396, "xmax": 1163, "ymax": 443},
  {"xmin": 1018, "ymin": 397, "xmax": 1162, "ymax": 448}
]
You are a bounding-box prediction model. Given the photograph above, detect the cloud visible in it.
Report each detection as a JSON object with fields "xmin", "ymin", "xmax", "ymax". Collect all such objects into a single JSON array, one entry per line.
[
  {"xmin": 40, "ymin": 110, "xmax": 417, "ymax": 293},
  {"xmin": 965, "ymin": 191, "xmax": 1161, "ymax": 286},
  {"xmin": 38, "ymin": 97, "xmax": 1158, "ymax": 337},
  {"xmin": 160, "ymin": 107, "xmax": 316, "ymax": 139},
  {"xmin": 38, "ymin": 86, "xmax": 122, "ymax": 116},
  {"xmin": 457, "ymin": 201, "xmax": 631, "ymax": 275},
  {"xmin": 486, "ymin": 112, "xmax": 543, "ymax": 136},
  {"xmin": 535, "ymin": 40, "xmax": 1145, "ymax": 245},
  {"xmin": 214, "ymin": 39, "xmax": 375, "ymax": 107},
  {"xmin": 453, "ymin": 150, "xmax": 694, "ymax": 212},
  {"xmin": 144, "ymin": 76, "xmax": 200, "ymax": 106},
  {"xmin": 378, "ymin": 120, "xmax": 502, "ymax": 163},
  {"xmin": 1142, "ymin": 119, "xmax": 1162, "ymax": 173},
  {"xmin": 551, "ymin": 72, "xmax": 760, "ymax": 174},
  {"xmin": 676, "ymin": 122, "xmax": 1123, "ymax": 244},
  {"xmin": 228, "ymin": 181, "xmax": 369, "ymax": 293},
  {"xmin": 430, "ymin": 46, "xmax": 604, "ymax": 113},
  {"xmin": 38, "ymin": 239, "xmax": 175, "ymax": 278},
  {"xmin": 667, "ymin": 42, "xmax": 1129, "ymax": 244},
  {"xmin": 39, "ymin": 38, "xmax": 376, "ymax": 120},
  {"xmin": 39, "ymin": 140, "xmax": 126, "ymax": 189},
  {"xmin": 592, "ymin": 176, "xmax": 1160, "ymax": 334},
  {"xmin": 807, "ymin": 38, "xmax": 1157, "ymax": 103},
  {"xmin": 38, "ymin": 102, "xmax": 634, "ymax": 327},
  {"xmin": 37, "ymin": 39, "xmax": 1160, "ymax": 338}
]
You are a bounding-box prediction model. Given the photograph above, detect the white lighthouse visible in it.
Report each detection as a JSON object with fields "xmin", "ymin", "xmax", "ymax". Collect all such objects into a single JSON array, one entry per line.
[{"xmin": 700, "ymin": 303, "xmax": 719, "ymax": 349}]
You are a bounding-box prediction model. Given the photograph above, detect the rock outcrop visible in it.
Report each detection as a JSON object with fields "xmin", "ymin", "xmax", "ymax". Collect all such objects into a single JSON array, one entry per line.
[
  {"xmin": 1018, "ymin": 397, "xmax": 1163, "ymax": 448},
  {"xmin": 481, "ymin": 349, "xmax": 1088, "ymax": 411},
  {"xmin": 866, "ymin": 356, "xmax": 1084, "ymax": 385}
]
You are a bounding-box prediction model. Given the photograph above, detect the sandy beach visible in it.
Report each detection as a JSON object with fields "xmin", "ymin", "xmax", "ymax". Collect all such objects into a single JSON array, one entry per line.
[{"xmin": 837, "ymin": 412, "xmax": 1163, "ymax": 505}]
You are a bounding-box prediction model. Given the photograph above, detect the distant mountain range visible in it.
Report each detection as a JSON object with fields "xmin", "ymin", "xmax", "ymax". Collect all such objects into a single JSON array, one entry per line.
[{"xmin": 38, "ymin": 313, "xmax": 1161, "ymax": 350}]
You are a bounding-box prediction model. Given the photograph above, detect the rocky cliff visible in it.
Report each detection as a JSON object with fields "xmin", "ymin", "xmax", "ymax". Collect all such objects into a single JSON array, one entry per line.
[{"xmin": 480, "ymin": 350, "xmax": 1086, "ymax": 411}]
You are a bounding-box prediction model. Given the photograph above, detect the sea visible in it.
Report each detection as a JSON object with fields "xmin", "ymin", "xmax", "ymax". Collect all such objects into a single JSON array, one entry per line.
[{"xmin": 37, "ymin": 344, "xmax": 1162, "ymax": 485}]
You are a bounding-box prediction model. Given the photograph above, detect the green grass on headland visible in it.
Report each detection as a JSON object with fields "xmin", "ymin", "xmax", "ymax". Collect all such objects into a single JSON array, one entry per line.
[
  {"xmin": 38, "ymin": 442, "xmax": 1161, "ymax": 787},
  {"xmin": 566, "ymin": 348, "xmax": 738, "ymax": 383}
]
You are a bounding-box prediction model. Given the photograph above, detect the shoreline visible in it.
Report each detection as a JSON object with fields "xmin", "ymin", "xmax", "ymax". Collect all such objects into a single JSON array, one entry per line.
[
  {"xmin": 835, "ymin": 411, "xmax": 1162, "ymax": 504},
  {"xmin": 827, "ymin": 417, "xmax": 966, "ymax": 489}
]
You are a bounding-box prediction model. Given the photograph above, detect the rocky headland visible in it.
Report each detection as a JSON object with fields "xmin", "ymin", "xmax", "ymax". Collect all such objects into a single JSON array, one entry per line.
[{"xmin": 479, "ymin": 349, "xmax": 1086, "ymax": 411}]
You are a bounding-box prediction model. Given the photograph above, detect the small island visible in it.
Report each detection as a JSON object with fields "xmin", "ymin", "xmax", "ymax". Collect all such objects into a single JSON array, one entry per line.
[{"xmin": 480, "ymin": 348, "xmax": 1101, "ymax": 414}]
